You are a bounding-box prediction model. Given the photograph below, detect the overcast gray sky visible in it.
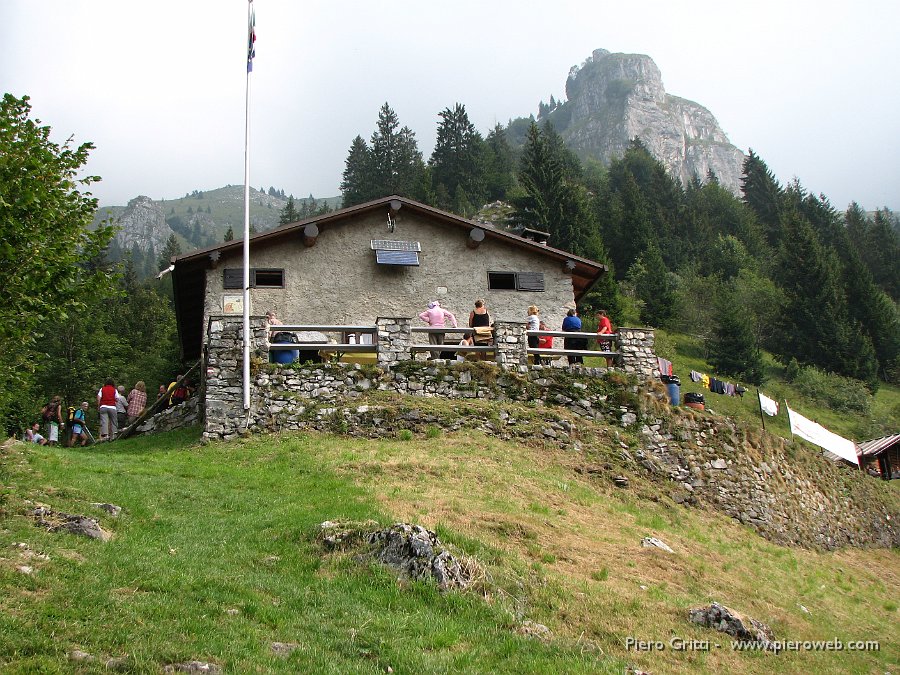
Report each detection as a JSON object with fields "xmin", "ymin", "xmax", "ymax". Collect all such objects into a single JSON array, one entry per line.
[{"xmin": 3, "ymin": 0, "xmax": 898, "ymax": 211}]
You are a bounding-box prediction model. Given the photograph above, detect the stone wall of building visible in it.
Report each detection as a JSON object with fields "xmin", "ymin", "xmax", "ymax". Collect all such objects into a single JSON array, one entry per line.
[{"xmin": 617, "ymin": 327, "xmax": 657, "ymax": 378}]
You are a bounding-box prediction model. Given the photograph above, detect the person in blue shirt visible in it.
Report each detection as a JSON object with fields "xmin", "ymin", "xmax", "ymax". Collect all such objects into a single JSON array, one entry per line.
[{"xmin": 562, "ymin": 308, "xmax": 585, "ymax": 365}]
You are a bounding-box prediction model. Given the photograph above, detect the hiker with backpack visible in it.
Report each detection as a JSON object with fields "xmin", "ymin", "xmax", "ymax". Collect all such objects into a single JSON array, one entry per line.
[
  {"xmin": 41, "ymin": 395, "xmax": 63, "ymax": 446},
  {"xmin": 167, "ymin": 375, "xmax": 191, "ymax": 407},
  {"xmin": 67, "ymin": 402, "xmax": 90, "ymax": 447}
]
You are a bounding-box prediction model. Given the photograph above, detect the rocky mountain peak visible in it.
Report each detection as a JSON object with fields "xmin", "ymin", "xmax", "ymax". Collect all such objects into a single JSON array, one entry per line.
[
  {"xmin": 554, "ymin": 48, "xmax": 745, "ymax": 193},
  {"xmin": 113, "ymin": 195, "xmax": 173, "ymax": 254}
]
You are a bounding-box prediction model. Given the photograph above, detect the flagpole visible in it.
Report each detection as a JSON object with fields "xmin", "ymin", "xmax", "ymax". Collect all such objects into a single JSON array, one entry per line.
[
  {"xmin": 242, "ymin": 0, "xmax": 255, "ymax": 412},
  {"xmin": 785, "ymin": 400, "xmax": 794, "ymax": 442},
  {"xmin": 756, "ymin": 388, "xmax": 766, "ymax": 430}
]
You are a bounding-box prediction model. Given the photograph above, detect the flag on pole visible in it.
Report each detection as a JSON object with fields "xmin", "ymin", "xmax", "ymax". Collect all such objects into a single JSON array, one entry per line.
[
  {"xmin": 758, "ymin": 391, "xmax": 779, "ymax": 416},
  {"xmin": 786, "ymin": 403, "xmax": 859, "ymax": 465},
  {"xmin": 247, "ymin": 2, "xmax": 256, "ymax": 72}
]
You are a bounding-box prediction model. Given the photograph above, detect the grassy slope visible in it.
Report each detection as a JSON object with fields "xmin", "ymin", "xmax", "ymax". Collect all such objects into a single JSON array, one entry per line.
[{"xmin": 1, "ymin": 423, "xmax": 897, "ymax": 674}]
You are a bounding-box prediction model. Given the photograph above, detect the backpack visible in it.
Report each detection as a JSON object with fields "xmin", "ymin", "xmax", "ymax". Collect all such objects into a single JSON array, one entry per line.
[
  {"xmin": 172, "ymin": 384, "xmax": 188, "ymax": 403},
  {"xmin": 273, "ymin": 331, "xmax": 299, "ymax": 344},
  {"xmin": 67, "ymin": 406, "xmax": 76, "ymax": 423}
]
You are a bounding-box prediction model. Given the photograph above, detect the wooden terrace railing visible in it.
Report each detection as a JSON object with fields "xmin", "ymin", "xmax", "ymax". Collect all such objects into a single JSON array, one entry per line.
[
  {"xmin": 526, "ymin": 330, "xmax": 619, "ymax": 363},
  {"xmin": 410, "ymin": 326, "xmax": 496, "ymax": 357},
  {"xmin": 268, "ymin": 325, "xmax": 378, "ymax": 356}
]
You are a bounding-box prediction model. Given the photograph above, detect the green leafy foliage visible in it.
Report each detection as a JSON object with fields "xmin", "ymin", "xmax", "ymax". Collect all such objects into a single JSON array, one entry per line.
[
  {"xmin": 0, "ymin": 94, "xmax": 115, "ymax": 426},
  {"xmin": 790, "ymin": 365, "xmax": 873, "ymax": 414}
]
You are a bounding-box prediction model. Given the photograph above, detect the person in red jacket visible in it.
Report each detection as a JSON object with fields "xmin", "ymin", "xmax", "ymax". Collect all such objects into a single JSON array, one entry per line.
[
  {"xmin": 596, "ymin": 310, "xmax": 615, "ymax": 367},
  {"xmin": 96, "ymin": 378, "xmax": 119, "ymax": 441}
]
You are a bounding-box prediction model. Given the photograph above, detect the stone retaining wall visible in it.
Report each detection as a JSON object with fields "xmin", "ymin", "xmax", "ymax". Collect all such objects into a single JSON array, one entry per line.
[
  {"xmin": 202, "ymin": 315, "xmax": 649, "ymax": 439},
  {"xmin": 135, "ymin": 397, "xmax": 201, "ymax": 435}
]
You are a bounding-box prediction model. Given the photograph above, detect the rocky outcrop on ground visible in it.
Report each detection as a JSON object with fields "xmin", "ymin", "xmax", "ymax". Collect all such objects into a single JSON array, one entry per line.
[
  {"xmin": 689, "ymin": 602, "xmax": 775, "ymax": 648},
  {"xmin": 318, "ymin": 520, "xmax": 476, "ymax": 591},
  {"xmin": 548, "ymin": 48, "xmax": 745, "ymax": 194},
  {"xmin": 31, "ymin": 505, "xmax": 112, "ymax": 542}
]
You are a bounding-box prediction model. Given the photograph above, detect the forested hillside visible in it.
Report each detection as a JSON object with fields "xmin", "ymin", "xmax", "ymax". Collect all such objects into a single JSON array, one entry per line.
[{"xmin": 340, "ymin": 102, "xmax": 900, "ymax": 390}]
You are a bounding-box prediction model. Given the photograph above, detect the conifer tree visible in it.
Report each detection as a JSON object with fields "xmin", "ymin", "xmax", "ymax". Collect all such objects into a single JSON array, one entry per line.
[
  {"xmin": 775, "ymin": 208, "xmax": 876, "ymax": 383},
  {"xmin": 158, "ymin": 234, "xmax": 181, "ymax": 271},
  {"xmin": 369, "ymin": 103, "xmax": 425, "ymax": 200},
  {"xmin": 429, "ymin": 103, "xmax": 486, "ymax": 213},
  {"xmin": 340, "ymin": 135, "xmax": 373, "ymax": 207},
  {"xmin": 627, "ymin": 243, "xmax": 676, "ymax": 328},
  {"xmin": 869, "ymin": 209, "xmax": 900, "ymax": 300},
  {"xmin": 484, "ymin": 124, "xmax": 515, "ymax": 200},
  {"xmin": 740, "ymin": 150, "xmax": 784, "ymax": 247},
  {"xmin": 279, "ymin": 196, "xmax": 299, "ymax": 225},
  {"xmin": 707, "ymin": 283, "xmax": 765, "ymax": 385}
]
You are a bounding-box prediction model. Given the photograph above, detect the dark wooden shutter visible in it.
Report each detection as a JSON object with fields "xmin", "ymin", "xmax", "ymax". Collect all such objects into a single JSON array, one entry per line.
[
  {"xmin": 516, "ymin": 272, "xmax": 545, "ymax": 292},
  {"xmin": 223, "ymin": 269, "xmax": 245, "ymax": 289}
]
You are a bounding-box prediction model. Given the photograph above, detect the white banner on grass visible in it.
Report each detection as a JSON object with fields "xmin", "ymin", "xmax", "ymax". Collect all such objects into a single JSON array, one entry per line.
[{"xmin": 786, "ymin": 404, "xmax": 859, "ymax": 465}]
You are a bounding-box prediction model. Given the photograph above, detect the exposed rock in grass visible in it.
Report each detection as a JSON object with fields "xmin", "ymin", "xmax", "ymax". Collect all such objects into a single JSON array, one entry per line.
[
  {"xmin": 105, "ymin": 655, "xmax": 129, "ymax": 670},
  {"xmin": 516, "ymin": 620, "xmax": 552, "ymax": 641},
  {"xmin": 270, "ymin": 641, "xmax": 299, "ymax": 657},
  {"xmin": 68, "ymin": 649, "xmax": 95, "ymax": 663},
  {"xmin": 688, "ymin": 602, "xmax": 775, "ymax": 648},
  {"xmin": 91, "ymin": 502, "xmax": 122, "ymax": 517},
  {"xmin": 641, "ymin": 536, "xmax": 674, "ymax": 553},
  {"xmin": 317, "ymin": 520, "xmax": 478, "ymax": 591},
  {"xmin": 318, "ymin": 519, "xmax": 381, "ymax": 550},
  {"xmin": 31, "ymin": 506, "xmax": 111, "ymax": 542},
  {"xmin": 163, "ymin": 661, "xmax": 222, "ymax": 674},
  {"xmin": 367, "ymin": 523, "xmax": 473, "ymax": 591}
]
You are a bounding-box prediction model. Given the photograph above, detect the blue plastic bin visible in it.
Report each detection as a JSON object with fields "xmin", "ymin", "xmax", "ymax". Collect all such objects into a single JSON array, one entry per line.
[
  {"xmin": 271, "ymin": 349, "xmax": 298, "ymax": 364},
  {"xmin": 666, "ymin": 382, "xmax": 680, "ymax": 406}
]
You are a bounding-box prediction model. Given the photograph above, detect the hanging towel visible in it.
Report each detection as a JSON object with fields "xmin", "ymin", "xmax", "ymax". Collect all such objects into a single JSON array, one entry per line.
[
  {"xmin": 725, "ymin": 382, "xmax": 735, "ymax": 397},
  {"xmin": 758, "ymin": 392, "xmax": 779, "ymax": 416},
  {"xmin": 701, "ymin": 374, "xmax": 710, "ymax": 389},
  {"xmin": 690, "ymin": 370, "xmax": 702, "ymax": 382},
  {"xmin": 657, "ymin": 357, "xmax": 673, "ymax": 377}
]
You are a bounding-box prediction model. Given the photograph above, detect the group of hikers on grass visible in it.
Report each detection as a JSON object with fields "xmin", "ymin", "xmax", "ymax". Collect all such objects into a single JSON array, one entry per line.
[{"xmin": 28, "ymin": 375, "xmax": 193, "ymax": 447}]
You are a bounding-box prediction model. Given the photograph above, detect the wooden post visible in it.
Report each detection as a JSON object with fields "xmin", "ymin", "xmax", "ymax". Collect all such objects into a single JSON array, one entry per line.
[{"xmin": 756, "ymin": 388, "xmax": 766, "ymax": 431}]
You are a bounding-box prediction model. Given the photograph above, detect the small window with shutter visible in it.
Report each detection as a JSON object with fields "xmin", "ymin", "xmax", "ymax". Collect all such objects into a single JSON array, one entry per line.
[
  {"xmin": 223, "ymin": 268, "xmax": 285, "ymax": 289},
  {"xmin": 487, "ymin": 271, "xmax": 544, "ymax": 292}
]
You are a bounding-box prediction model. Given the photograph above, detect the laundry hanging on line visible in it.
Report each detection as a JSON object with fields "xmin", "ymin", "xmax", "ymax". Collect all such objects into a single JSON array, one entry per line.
[
  {"xmin": 758, "ymin": 391, "xmax": 779, "ymax": 416},
  {"xmin": 657, "ymin": 357, "xmax": 673, "ymax": 377},
  {"xmin": 688, "ymin": 369, "xmax": 744, "ymax": 397}
]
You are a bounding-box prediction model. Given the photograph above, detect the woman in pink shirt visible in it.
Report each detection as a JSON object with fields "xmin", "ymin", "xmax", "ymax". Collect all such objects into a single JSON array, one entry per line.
[{"xmin": 418, "ymin": 301, "xmax": 458, "ymax": 359}]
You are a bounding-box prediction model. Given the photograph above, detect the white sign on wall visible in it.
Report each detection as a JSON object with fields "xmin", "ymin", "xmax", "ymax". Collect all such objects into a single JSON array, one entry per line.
[{"xmin": 223, "ymin": 294, "xmax": 244, "ymax": 315}]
